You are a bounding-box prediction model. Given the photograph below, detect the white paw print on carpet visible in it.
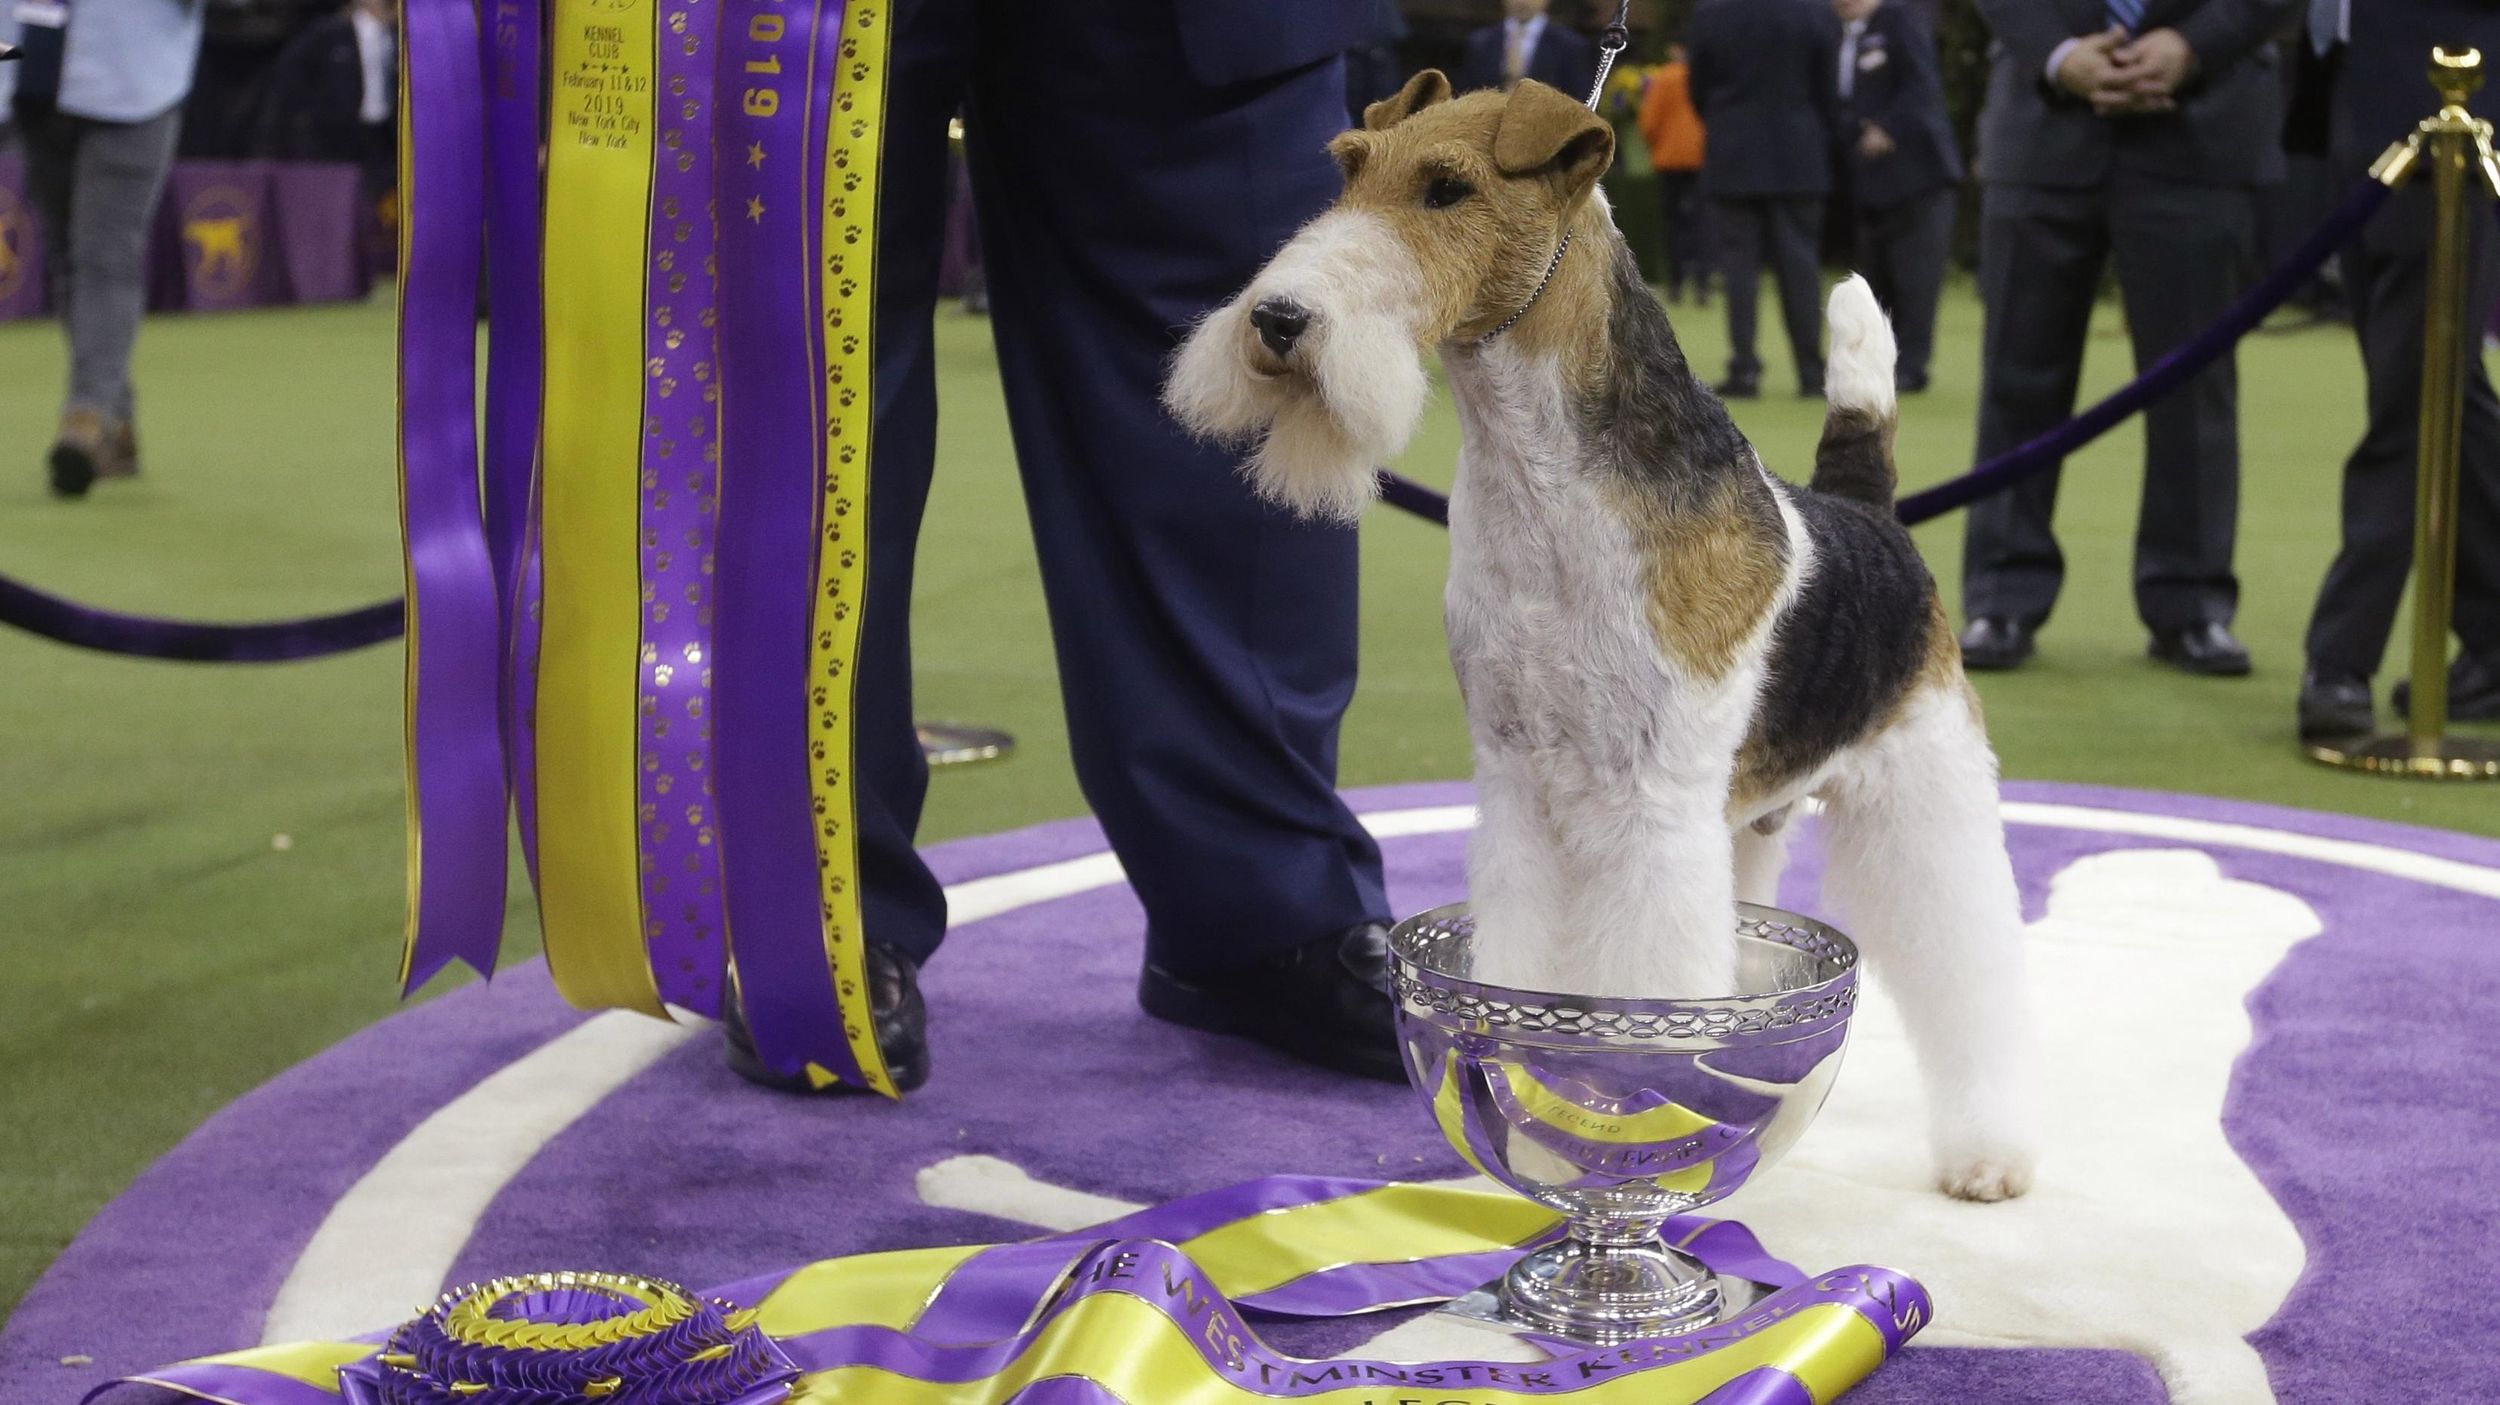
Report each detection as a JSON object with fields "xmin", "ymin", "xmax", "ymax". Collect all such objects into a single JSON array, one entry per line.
[{"xmin": 1722, "ymin": 846, "xmax": 2316, "ymax": 1405}]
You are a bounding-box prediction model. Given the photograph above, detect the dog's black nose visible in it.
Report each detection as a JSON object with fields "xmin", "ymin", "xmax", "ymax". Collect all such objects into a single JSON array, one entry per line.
[{"xmin": 1250, "ymin": 297, "xmax": 1311, "ymax": 357}]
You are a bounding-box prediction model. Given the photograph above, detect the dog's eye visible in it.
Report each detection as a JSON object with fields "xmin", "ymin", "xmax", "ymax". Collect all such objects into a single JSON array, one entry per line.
[{"xmin": 1424, "ymin": 177, "xmax": 1474, "ymax": 209}]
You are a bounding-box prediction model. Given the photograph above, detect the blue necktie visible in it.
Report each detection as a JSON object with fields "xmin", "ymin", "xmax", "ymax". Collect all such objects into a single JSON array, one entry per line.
[{"xmin": 2108, "ymin": 0, "xmax": 2146, "ymax": 34}]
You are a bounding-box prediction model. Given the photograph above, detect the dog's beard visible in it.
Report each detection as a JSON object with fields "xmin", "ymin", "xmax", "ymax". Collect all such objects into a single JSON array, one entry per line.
[{"xmin": 1163, "ymin": 212, "xmax": 1429, "ymax": 526}]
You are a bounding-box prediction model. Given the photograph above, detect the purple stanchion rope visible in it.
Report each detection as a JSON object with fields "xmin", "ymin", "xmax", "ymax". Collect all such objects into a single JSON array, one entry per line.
[
  {"xmin": 0, "ymin": 574, "xmax": 404, "ymax": 662},
  {"xmin": 0, "ymin": 177, "xmax": 2394, "ymax": 662},
  {"xmin": 1379, "ymin": 173, "xmax": 2394, "ymax": 531},
  {"xmin": 1893, "ymin": 173, "xmax": 2390, "ymax": 524}
]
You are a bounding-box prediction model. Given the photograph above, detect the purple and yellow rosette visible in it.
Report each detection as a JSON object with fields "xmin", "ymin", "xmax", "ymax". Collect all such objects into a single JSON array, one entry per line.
[
  {"xmin": 333, "ymin": 1273, "xmax": 797, "ymax": 1405},
  {"xmin": 96, "ymin": 1178, "xmax": 1929, "ymax": 1405}
]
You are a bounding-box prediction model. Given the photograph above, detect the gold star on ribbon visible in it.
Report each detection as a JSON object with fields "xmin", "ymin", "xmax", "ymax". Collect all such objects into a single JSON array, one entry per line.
[
  {"xmin": 746, "ymin": 142, "xmax": 767, "ymax": 169},
  {"xmin": 744, "ymin": 195, "xmax": 766, "ymax": 223}
]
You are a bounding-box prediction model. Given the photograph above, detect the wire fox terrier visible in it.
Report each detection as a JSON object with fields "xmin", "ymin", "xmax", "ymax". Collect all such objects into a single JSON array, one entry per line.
[{"xmin": 1166, "ymin": 72, "xmax": 2036, "ymax": 1201}]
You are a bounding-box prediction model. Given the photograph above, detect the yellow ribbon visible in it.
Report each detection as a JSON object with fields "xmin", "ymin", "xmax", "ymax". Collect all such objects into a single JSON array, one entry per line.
[
  {"xmin": 534, "ymin": 0, "xmax": 667, "ymax": 1017},
  {"xmin": 801, "ymin": 0, "xmax": 895, "ymax": 1095}
]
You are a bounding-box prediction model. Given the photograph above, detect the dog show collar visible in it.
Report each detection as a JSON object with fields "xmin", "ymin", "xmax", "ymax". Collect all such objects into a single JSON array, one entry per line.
[{"xmin": 1478, "ymin": 231, "xmax": 1575, "ymax": 345}]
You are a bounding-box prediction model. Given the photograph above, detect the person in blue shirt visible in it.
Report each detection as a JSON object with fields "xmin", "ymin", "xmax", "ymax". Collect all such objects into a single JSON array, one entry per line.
[{"xmin": 8, "ymin": 0, "xmax": 206, "ymax": 497}]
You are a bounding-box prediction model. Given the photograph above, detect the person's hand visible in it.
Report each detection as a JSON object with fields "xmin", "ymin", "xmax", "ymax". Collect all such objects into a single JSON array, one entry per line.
[
  {"xmin": 1858, "ymin": 123, "xmax": 1896, "ymax": 158},
  {"xmin": 2113, "ymin": 28, "xmax": 2195, "ymax": 95},
  {"xmin": 2054, "ymin": 27, "xmax": 2129, "ymax": 102},
  {"xmin": 2098, "ymin": 27, "xmax": 2195, "ymax": 114}
]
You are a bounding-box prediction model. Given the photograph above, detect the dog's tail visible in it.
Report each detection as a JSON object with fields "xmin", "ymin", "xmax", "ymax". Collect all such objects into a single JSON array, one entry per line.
[{"xmin": 1809, "ymin": 275, "xmax": 1899, "ymax": 508}]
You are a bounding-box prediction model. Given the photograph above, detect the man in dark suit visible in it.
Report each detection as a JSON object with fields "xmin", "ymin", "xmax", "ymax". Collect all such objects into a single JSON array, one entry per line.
[
  {"xmin": 1958, "ymin": 0, "xmax": 2292, "ymax": 675},
  {"xmin": 2297, "ymin": 0, "xmax": 2500, "ymax": 737},
  {"xmin": 1834, "ymin": 0, "xmax": 1964, "ymax": 392},
  {"xmin": 1457, "ymin": 0, "xmax": 1597, "ymax": 99},
  {"xmin": 1689, "ymin": 0, "xmax": 1844, "ymax": 398},
  {"xmin": 723, "ymin": 0, "xmax": 1406, "ymax": 1093}
]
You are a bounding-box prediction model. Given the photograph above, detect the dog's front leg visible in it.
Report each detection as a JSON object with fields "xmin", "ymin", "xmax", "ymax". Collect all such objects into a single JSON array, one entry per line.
[
  {"xmin": 1464, "ymin": 758, "xmax": 1570, "ymax": 991},
  {"xmin": 1551, "ymin": 779, "xmax": 1744, "ymax": 1001}
]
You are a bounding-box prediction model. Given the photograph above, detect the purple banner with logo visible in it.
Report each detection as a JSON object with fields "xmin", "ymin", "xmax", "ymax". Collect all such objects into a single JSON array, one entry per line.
[{"xmin": 0, "ymin": 156, "xmax": 378, "ymax": 321}]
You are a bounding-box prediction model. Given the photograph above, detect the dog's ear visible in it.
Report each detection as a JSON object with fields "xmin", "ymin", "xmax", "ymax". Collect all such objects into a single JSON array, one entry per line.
[
  {"xmin": 1363, "ymin": 69, "xmax": 1452, "ymax": 131},
  {"xmin": 1492, "ymin": 79, "xmax": 1615, "ymax": 198}
]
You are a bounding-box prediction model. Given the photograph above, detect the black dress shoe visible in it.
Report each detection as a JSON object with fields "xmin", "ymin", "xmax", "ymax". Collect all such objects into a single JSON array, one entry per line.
[
  {"xmin": 1797, "ymin": 373, "xmax": 1824, "ymax": 399},
  {"xmin": 1896, "ymin": 369, "xmax": 1931, "ymax": 394},
  {"xmin": 2392, "ymin": 652, "xmax": 2500, "ymax": 722},
  {"xmin": 723, "ymin": 939, "xmax": 931, "ymax": 1094},
  {"xmin": 2298, "ymin": 669, "xmax": 2374, "ymax": 741},
  {"xmin": 1714, "ymin": 373, "xmax": 1760, "ymax": 400},
  {"xmin": 1958, "ymin": 616, "xmax": 2036, "ymax": 671},
  {"xmin": 1138, "ymin": 921, "xmax": 1402, "ymax": 1082},
  {"xmin": 2149, "ymin": 622, "xmax": 2252, "ymax": 677}
]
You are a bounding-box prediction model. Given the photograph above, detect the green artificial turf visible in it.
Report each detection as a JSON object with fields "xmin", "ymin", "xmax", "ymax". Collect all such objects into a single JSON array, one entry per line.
[{"xmin": 1, "ymin": 275, "xmax": 2493, "ymax": 1322}]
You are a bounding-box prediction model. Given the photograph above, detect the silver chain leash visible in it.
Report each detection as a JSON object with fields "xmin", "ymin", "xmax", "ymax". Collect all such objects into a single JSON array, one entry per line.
[{"xmin": 1585, "ymin": 0, "xmax": 1633, "ymax": 110}]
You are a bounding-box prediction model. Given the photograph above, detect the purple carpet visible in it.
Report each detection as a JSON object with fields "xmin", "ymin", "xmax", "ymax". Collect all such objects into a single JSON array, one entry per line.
[{"xmin": 7, "ymin": 781, "xmax": 2498, "ymax": 1404}]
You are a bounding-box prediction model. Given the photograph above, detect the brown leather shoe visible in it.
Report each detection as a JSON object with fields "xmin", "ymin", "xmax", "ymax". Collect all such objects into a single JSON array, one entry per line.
[{"xmin": 97, "ymin": 418, "xmax": 140, "ymax": 481}]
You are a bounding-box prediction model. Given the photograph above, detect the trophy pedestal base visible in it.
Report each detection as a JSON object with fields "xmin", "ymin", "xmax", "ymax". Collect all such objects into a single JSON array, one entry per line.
[
  {"xmin": 1434, "ymin": 1268, "xmax": 1774, "ymax": 1346},
  {"xmin": 916, "ymin": 723, "xmax": 1015, "ymax": 767},
  {"xmin": 2305, "ymin": 732, "xmax": 2500, "ymax": 779}
]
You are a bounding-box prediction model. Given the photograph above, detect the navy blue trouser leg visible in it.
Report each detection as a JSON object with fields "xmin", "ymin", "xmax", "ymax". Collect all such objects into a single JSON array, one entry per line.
[
  {"xmin": 858, "ymin": 0, "xmax": 1389, "ymax": 976},
  {"xmin": 851, "ymin": 0, "xmax": 979, "ymax": 967},
  {"xmin": 965, "ymin": 1, "xmax": 1388, "ymax": 977}
]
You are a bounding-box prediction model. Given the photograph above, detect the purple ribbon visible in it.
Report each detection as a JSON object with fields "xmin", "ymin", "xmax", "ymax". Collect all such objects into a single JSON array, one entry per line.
[
  {"xmin": 708, "ymin": 0, "xmax": 868, "ymax": 1084},
  {"xmin": 397, "ymin": 0, "xmax": 511, "ymax": 991},
  {"xmin": 478, "ymin": 0, "xmax": 544, "ymax": 879},
  {"xmin": 636, "ymin": 0, "xmax": 730, "ymax": 1015},
  {"xmin": 477, "ymin": 0, "xmax": 541, "ymax": 614},
  {"xmin": 507, "ymin": 500, "xmax": 545, "ymax": 882}
]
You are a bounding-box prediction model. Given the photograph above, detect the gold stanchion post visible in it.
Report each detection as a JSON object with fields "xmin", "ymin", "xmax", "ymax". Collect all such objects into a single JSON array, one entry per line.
[{"xmin": 2308, "ymin": 48, "xmax": 2500, "ymax": 780}]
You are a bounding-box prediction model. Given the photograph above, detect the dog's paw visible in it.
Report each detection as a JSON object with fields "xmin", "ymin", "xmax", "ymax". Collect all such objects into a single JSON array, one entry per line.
[{"xmin": 1937, "ymin": 1151, "xmax": 2036, "ymax": 1203}]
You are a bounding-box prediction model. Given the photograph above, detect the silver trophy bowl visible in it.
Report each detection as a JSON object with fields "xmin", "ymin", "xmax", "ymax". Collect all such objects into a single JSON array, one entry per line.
[{"xmin": 1388, "ymin": 901, "xmax": 1859, "ymax": 1343}]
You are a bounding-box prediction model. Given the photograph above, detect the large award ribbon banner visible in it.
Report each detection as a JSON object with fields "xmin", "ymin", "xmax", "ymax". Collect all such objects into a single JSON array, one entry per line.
[
  {"xmin": 398, "ymin": 0, "xmax": 885, "ymax": 1061},
  {"xmin": 96, "ymin": 1178, "xmax": 1931, "ymax": 1405}
]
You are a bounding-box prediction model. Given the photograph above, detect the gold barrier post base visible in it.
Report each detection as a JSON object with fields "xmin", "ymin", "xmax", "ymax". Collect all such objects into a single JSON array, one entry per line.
[
  {"xmin": 2305, "ymin": 733, "xmax": 2500, "ymax": 779},
  {"xmin": 917, "ymin": 722, "xmax": 1016, "ymax": 767}
]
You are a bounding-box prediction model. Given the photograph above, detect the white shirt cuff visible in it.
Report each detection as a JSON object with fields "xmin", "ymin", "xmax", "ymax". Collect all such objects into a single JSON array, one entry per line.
[{"xmin": 2046, "ymin": 37, "xmax": 2081, "ymax": 84}]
